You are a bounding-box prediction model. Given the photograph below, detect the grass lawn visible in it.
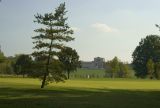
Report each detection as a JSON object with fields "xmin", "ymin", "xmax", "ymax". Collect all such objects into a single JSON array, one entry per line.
[{"xmin": 0, "ymin": 78, "xmax": 160, "ymax": 108}]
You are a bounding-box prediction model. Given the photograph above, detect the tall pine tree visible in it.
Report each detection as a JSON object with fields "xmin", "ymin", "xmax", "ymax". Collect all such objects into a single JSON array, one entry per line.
[{"xmin": 32, "ymin": 3, "xmax": 74, "ymax": 88}]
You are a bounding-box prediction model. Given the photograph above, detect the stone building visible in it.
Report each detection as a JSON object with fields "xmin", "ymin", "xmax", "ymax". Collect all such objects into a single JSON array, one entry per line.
[{"xmin": 81, "ymin": 57, "xmax": 105, "ymax": 69}]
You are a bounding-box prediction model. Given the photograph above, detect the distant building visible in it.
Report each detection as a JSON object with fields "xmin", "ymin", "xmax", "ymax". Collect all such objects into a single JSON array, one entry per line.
[{"xmin": 81, "ymin": 57, "xmax": 105, "ymax": 69}]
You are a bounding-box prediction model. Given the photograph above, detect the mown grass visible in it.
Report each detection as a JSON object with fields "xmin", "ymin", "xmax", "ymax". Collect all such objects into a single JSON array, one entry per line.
[{"xmin": 0, "ymin": 78, "xmax": 160, "ymax": 108}]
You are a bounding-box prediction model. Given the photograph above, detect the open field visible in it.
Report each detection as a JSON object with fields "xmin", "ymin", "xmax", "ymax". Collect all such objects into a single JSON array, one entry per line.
[{"xmin": 0, "ymin": 78, "xmax": 160, "ymax": 108}]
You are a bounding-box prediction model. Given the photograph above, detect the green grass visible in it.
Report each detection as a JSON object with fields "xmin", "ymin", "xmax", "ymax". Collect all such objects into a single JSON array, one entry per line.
[{"xmin": 1, "ymin": 78, "xmax": 160, "ymax": 108}]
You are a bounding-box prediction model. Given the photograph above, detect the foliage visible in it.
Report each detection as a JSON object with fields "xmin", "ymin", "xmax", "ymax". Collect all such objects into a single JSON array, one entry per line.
[
  {"xmin": 0, "ymin": 59, "xmax": 13, "ymax": 74},
  {"xmin": 32, "ymin": 2, "xmax": 74, "ymax": 88},
  {"xmin": 106, "ymin": 57, "xmax": 133, "ymax": 78},
  {"xmin": 155, "ymin": 62, "xmax": 160, "ymax": 79},
  {"xmin": 58, "ymin": 47, "xmax": 80, "ymax": 79},
  {"xmin": 47, "ymin": 60, "xmax": 67, "ymax": 83},
  {"xmin": 132, "ymin": 35, "xmax": 160, "ymax": 78},
  {"xmin": 119, "ymin": 63, "xmax": 130, "ymax": 78},
  {"xmin": 108, "ymin": 57, "xmax": 120, "ymax": 78},
  {"xmin": 146, "ymin": 59, "xmax": 155, "ymax": 79},
  {"xmin": 0, "ymin": 52, "xmax": 5, "ymax": 63},
  {"xmin": 14, "ymin": 54, "xmax": 32, "ymax": 77},
  {"xmin": 0, "ymin": 51, "xmax": 14, "ymax": 75}
]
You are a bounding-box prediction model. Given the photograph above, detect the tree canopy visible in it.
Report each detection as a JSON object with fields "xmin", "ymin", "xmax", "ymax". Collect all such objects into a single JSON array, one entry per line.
[
  {"xmin": 132, "ymin": 35, "xmax": 160, "ymax": 78},
  {"xmin": 58, "ymin": 47, "xmax": 80, "ymax": 79}
]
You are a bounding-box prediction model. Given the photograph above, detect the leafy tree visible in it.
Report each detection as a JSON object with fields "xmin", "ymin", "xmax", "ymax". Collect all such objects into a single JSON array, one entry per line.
[
  {"xmin": 0, "ymin": 50, "xmax": 8, "ymax": 74},
  {"xmin": 0, "ymin": 53, "xmax": 15, "ymax": 75},
  {"xmin": 58, "ymin": 47, "xmax": 79, "ymax": 79},
  {"xmin": 8, "ymin": 55, "xmax": 20, "ymax": 75},
  {"xmin": 119, "ymin": 63, "xmax": 130, "ymax": 78},
  {"xmin": 106, "ymin": 57, "xmax": 134, "ymax": 78},
  {"xmin": 6, "ymin": 56, "xmax": 17, "ymax": 74},
  {"xmin": 32, "ymin": 3, "xmax": 74, "ymax": 88},
  {"xmin": 155, "ymin": 62, "xmax": 160, "ymax": 79},
  {"xmin": 132, "ymin": 35, "xmax": 160, "ymax": 78},
  {"xmin": 25, "ymin": 61, "xmax": 44, "ymax": 78},
  {"xmin": 15, "ymin": 54, "xmax": 32, "ymax": 77},
  {"xmin": 0, "ymin": 52, "xmax": 5, "ymax": 63},
  {"xmin": 107, "ymin": 57, "xmax": 120, "ymax": 78},
  {"xmin": 0, "ymin": 60, "xmax": 12, "ymax": 74},
  {"xmin": 146, "ymin": 59, "xmax": 155, "ymax": 79}
]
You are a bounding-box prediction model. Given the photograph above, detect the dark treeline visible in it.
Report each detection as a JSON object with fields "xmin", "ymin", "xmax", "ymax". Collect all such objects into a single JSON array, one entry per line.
[{"xmin": 0, "ymin": 51, "xmax": 80, "ymax": 77}]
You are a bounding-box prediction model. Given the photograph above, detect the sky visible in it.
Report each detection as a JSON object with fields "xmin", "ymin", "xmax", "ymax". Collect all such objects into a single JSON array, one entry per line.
[{"xmin": 0, "ymin": 0, "xmax": 160, "ymax": 63}]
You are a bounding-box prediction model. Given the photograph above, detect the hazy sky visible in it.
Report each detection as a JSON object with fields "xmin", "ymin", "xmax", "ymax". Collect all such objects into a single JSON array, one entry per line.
[{"xmin": 0, "ymin": 0, "xmax": 160, "ymax": 62}]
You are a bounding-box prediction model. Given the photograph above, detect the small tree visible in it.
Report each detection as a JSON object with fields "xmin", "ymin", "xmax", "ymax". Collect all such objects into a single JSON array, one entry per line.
[
  {"xmin": 109, "ymin": 57, "xmax": 120, "ymax": 78},
  {"xmin": 58, "ymin": 47, "xmax": 79, "ymax": 79},
  {"xmin": 146, "ymin": 59, "xmax": 155, "ymax": 79},
  {"xmin": 32, "ymin": 3, "xmax": 74, "ymax": 88}
]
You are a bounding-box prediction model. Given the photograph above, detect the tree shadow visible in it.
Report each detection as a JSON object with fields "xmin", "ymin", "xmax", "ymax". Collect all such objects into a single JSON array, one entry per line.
[{"xmin": 0, "ymin": 87, "xmax": 160, "ymax": 108}]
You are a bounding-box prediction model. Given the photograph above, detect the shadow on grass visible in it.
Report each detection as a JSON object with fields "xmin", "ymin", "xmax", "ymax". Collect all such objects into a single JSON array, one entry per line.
[{"xmin": 0, "ymin": 87, "xmax": 160, "ymax": 108}]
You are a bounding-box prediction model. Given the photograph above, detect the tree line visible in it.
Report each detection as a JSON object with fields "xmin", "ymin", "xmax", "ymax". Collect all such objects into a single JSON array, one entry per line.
[{"xmin": 0, "ymin": 48, "xmax": 80, "ymax": 82}]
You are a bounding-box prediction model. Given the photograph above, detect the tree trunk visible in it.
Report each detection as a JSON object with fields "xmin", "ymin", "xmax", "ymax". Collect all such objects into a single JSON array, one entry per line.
[
  {"xmin": 41, "ymin": 59, "xmax": 50, "ymax": 88},
  {"xmin": 41, "ymin": 34, "xmax": 53, "ymax": 88},
  {"xmin": 41, "ymin": 56, "xmax": 51, "ymax": 88},
  {"xmin": 41, "ymin": 72, "xmax": 47, "ymax": 88}
]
